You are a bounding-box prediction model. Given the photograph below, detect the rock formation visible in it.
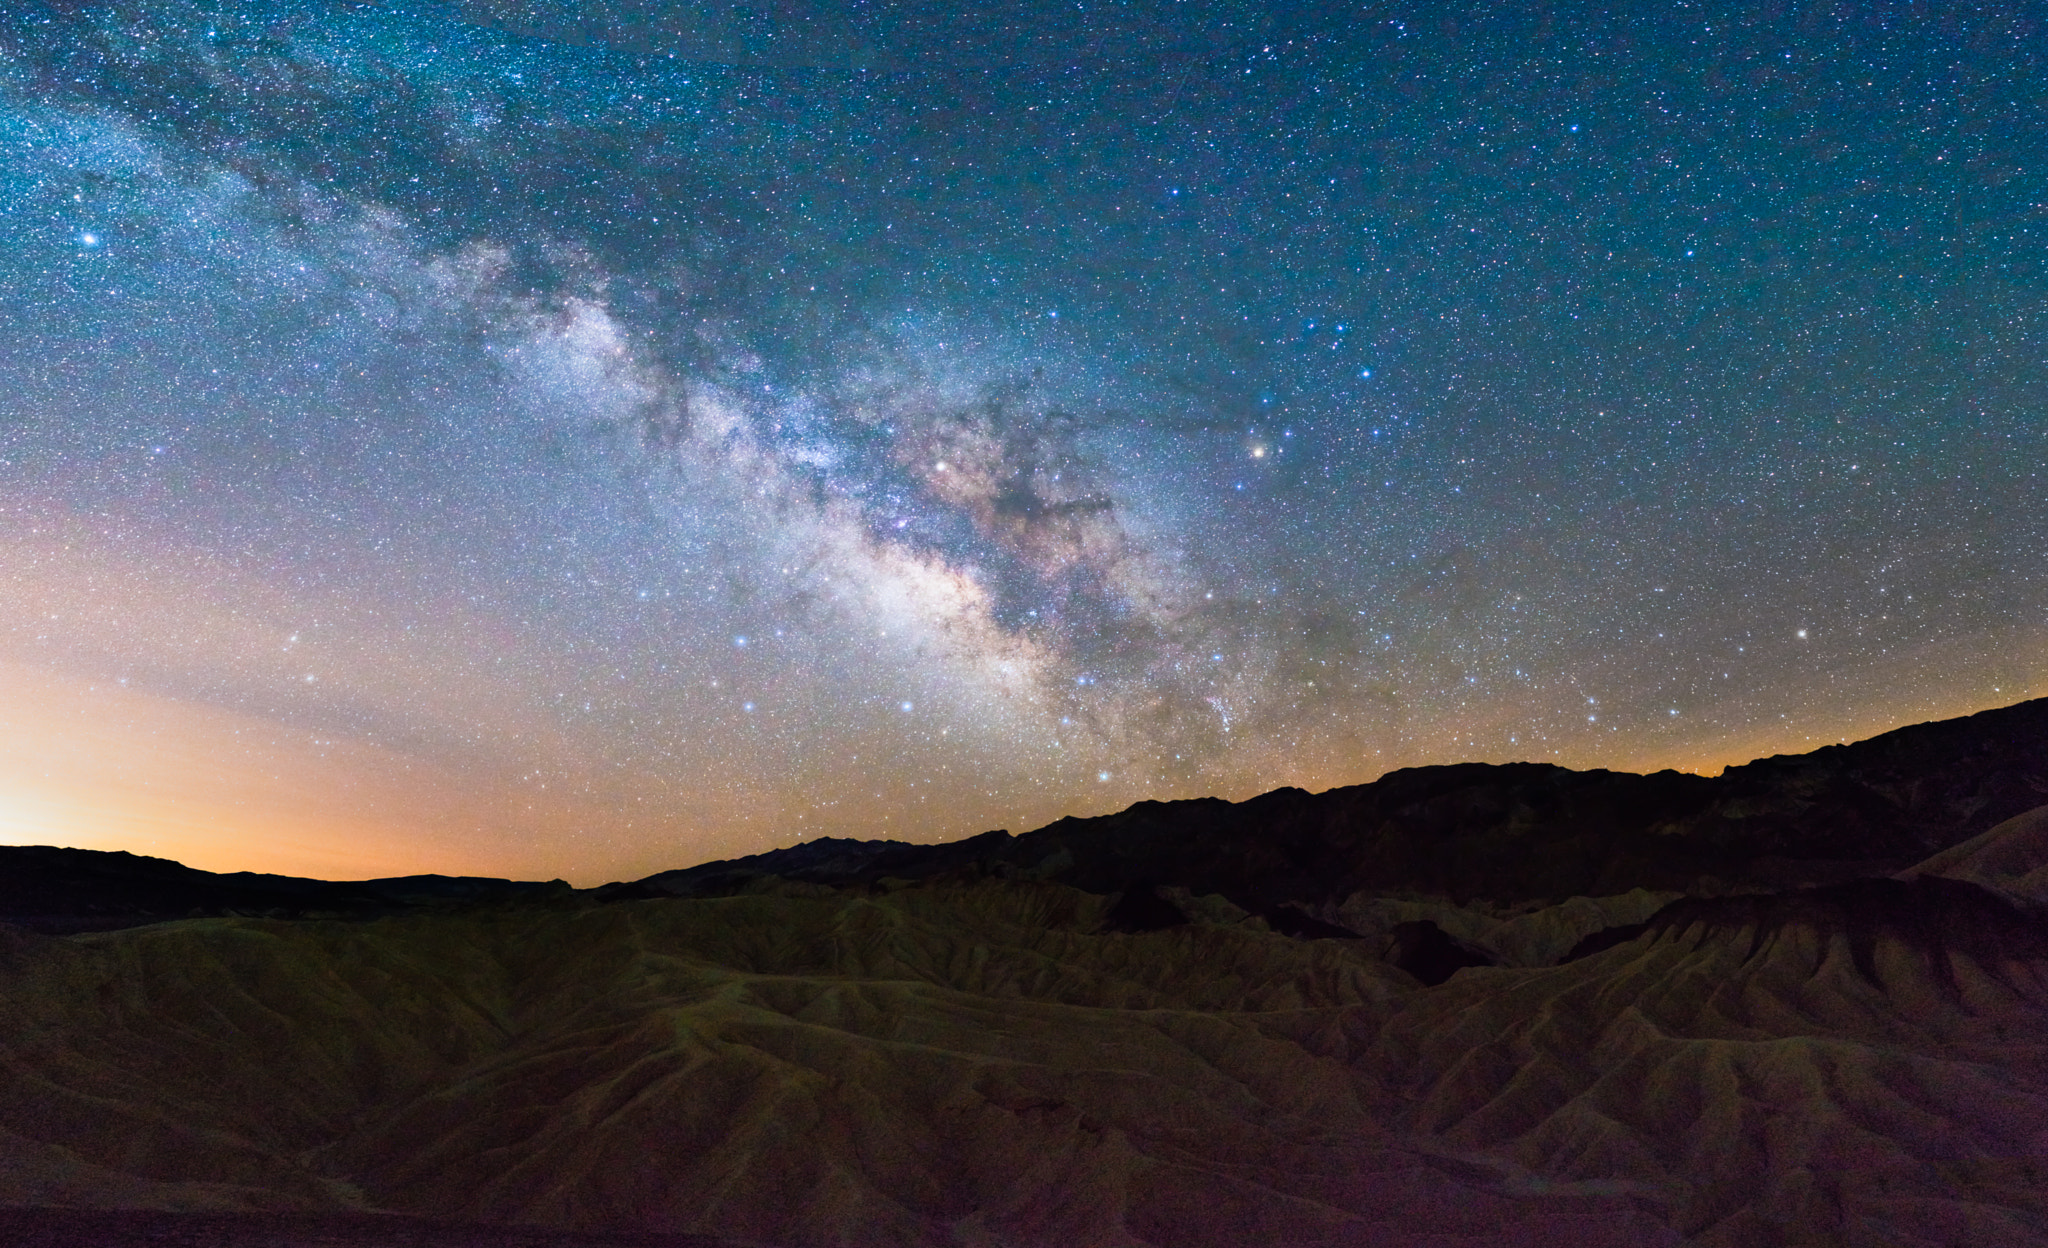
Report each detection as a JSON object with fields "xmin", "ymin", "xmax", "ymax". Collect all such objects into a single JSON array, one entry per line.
[{"xmin": 3, "ymin": 697, "xmax": 2047, "ymax": 1246}]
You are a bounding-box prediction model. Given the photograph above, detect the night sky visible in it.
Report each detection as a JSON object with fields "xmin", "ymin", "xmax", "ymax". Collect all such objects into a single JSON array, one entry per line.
[{"xmin": 2, "ymin": 1, "xmax": 2042, "ymax": 883}]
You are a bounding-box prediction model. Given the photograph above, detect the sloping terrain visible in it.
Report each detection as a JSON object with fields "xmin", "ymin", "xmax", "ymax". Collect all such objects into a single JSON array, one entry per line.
[
  {"xmin": 1897, "ymin": 803, "xmax": 2048, "ymax": 902},
  {"xmin": 3, "ymin": 874, "xmax": 2048, "ymax": 1245},
  {"xmin": 0, "ymin": 1208, "xmax": 736, "ymax": 1248},
  {"xmin": 2, "ymin": 884, "xmax": 1675, "ymax": 1247},
  {"xmin": 3, "ymin": 699, "xmax": 2048, "ymax": 1245}
]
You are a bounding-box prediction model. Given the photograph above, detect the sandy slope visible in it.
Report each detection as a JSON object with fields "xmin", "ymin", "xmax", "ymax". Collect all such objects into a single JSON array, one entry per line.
[
  {"xmin": 1379, "ymin": 879, "xmax": 2048, "ymax": 1246},
  {"xmin": 2, "ymin": 879, "xmax": 2045, "ymax": 1246},
  {"xmin": 1898, "ymin": 803, "xmax": 2048, "ymax": 902}
]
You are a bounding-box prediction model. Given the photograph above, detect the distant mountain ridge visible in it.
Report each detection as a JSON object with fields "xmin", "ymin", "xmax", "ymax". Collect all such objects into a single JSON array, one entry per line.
[
  {"xmin": 5, "ymin": 698, "xmax": 2048, "ymax": 1246},
  {"xmin": 5, "ymin": 696, "xmax": 2046, "ymax": 933},
  {"xmin": 615, "ymin": 695, "xmax": 2048, "ymax": 907},
  {"xmin": 0, "ymin": 845, "xmax": 572, "ymax": 934}
]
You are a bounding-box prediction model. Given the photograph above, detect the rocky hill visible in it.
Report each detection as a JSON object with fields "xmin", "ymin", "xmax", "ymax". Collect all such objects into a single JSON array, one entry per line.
[
  {"xmin": 3, "ymin": 697, "xmax": 2047, "ymax": 1247},
  {"xmin": 612, "ymin": 696, "xmax": 2048, "ymax": 909}
]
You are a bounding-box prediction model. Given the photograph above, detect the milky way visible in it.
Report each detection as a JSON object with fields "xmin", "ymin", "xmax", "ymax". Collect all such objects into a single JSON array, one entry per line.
[{"xmin": 1, "ymin": 2, "xmax": 2042, "ymax": 881}]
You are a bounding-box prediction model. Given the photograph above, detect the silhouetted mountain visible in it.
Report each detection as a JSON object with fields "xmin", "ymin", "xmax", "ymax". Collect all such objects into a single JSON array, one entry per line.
[
  {"xmin": 0, "ymin": 845, "xmax": 571, "ymax": 934},
  {"xmin": 601, "ymin": 828, "xmax": 1021, "ymax": 901},
  {"xmin": 617, "ymin": 696, "xmax": 2048, "ymax": 910},
  {"xmin": 9, "ymin": 698, "xmax": 2046, "ymax": 936},
  {"xmin": 6, "ymin": 700, "xmax": 2048, "ymax": 1245}
]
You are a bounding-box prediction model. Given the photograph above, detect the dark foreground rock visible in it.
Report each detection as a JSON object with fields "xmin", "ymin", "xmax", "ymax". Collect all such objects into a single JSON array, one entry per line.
[
  {"xmin": 1383, "ymin": 919, "xmax": 1496, "ymax": 986},
  {"xmin": 3, "ymin": 876, "xmax": 2046, "ymax": 1246},
  {"xmin": 5, "ymin": 699, "xmax": 2048, "ymax": 1244},
  {"xmin": 0, "ymin": 1209, "xmax": 750, "ymax": 1247}
]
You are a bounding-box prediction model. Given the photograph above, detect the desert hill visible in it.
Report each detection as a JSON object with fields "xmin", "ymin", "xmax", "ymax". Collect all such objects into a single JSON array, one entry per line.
[
  {"xmin": 613, "ymin": 695, "xmax": 2048, "ymax": 907},
  {"xmin": 0, "ymin": 845, "xmax": 571, "ymax": 935},
  {"xmin": 12, "ymin": 695, "xmax": 2044, "ymax": 938},
  {"xmin": 3, "ymin": 698, "xmax": 2048, "ymax": 1246}
]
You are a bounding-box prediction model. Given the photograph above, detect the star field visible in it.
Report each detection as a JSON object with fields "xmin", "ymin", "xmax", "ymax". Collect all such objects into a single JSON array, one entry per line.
[{"xmin": 0, "ymin": 1, "xmax": 2042, "ymax": 882}]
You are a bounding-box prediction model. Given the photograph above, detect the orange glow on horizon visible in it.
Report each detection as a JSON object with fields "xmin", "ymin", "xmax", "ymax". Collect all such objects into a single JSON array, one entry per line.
[
  {"xmin": 0, "ymin": 660, "xmax": 618, "ymax": 880},
  {"xmin": 4, "ymin": 497, "xmax": 2040, "ymax": 886}
]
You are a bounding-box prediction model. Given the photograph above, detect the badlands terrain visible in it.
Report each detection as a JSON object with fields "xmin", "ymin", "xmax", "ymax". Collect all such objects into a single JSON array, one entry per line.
[{"xmin": 3, "ymin": 698, "xmax": 2048, "ymax": 1246}]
